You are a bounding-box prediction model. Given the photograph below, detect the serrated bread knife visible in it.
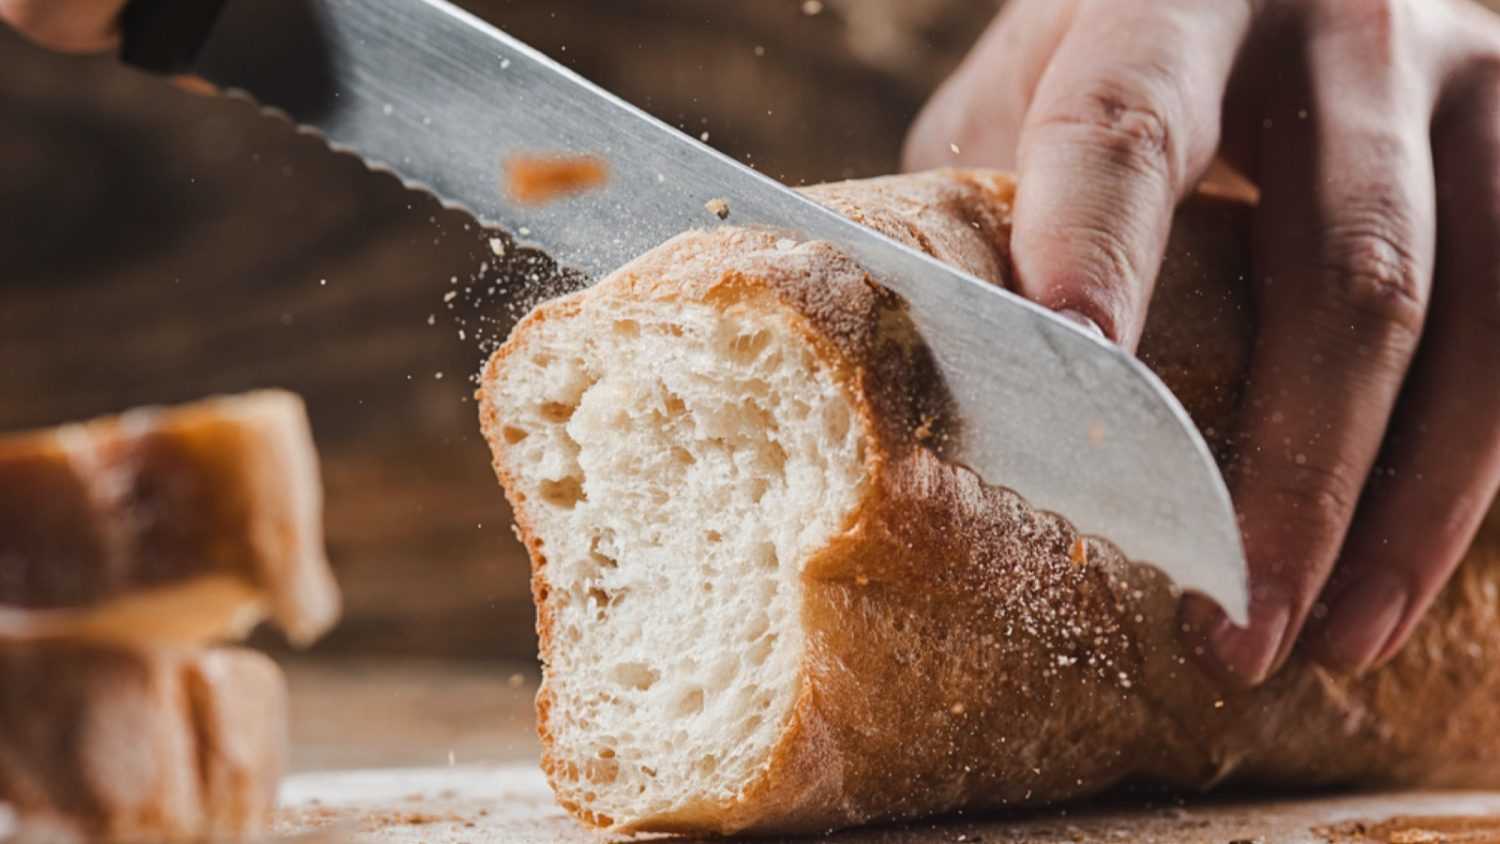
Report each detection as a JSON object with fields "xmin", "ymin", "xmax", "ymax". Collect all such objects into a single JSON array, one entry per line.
[{"xmin": 120, "ymin": 0, "xmax": 1250, "ymax": 623}]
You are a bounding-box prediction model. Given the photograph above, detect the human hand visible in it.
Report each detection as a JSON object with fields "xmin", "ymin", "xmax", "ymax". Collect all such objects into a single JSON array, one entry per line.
[
  {"xmin": 0, "ymin": 0, "xmax": 128, "ymax": 53},
  {"xmin": 906, "ymin": 0, "xmax": 1500, "ymax": 685}
]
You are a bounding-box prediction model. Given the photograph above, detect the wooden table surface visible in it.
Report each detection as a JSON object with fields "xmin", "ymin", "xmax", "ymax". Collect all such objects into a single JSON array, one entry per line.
[{"xmin": 278, "ymin": 659, "xmax": 1500, "ymax": 843}]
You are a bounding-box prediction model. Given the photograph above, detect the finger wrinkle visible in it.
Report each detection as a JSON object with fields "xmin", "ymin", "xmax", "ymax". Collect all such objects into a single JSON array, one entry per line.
[
  {"xmin": 1239, "ymin": 469, "xmax": 1364, "ymax": 561},
  {"xmin": 1315, "ymin": 233, "xmax": 1429, "ymax": 338},
  {"xmin": 1030, "ymin": 93, "xmax": 1178, "ymax": 186}
]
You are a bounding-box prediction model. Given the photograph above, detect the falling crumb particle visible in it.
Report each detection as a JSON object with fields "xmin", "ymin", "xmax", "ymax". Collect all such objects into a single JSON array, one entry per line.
[
  {"xmin": 443, "ymin": 291, "xmax": 457, "ymax": 303},
  {"xmin": 435, "ymin": 372, "xmax": 445, "ymax": 380},
  {"xmin": 1213, "ymin": 699, "xmax": 1225, "ymax": 709},
  {"xmin": 1069, "ymin": 536, "xmax": 1089, "ymax": 566},
  {"xmin": 504, "ymin": 154, "xmax": 609, "ymax": 204},
  {"xmin": 508, "ymin": 672, "xmax": 526, "ymax": 688},
  {"xmin": 700, "ymin": 130, "xmax": 711, "ymax": 142},
  {"xmin": 913, "ymin": 414, "xmax": 938, "ymax": 443},
  {"xmin": 705, "ymin": 197, "xmax": 730, "ymax": 220},
  {"xmin": 458, "ymin": 329, "xmax": 466, "ymax": 341},
  {"xmin": 426, "ymin": 314, "xmax": 435, "ymax": 326},
  {"xmin": 950, "ymin": 142, "xmax": 961, "ymax": 155},
  {"xmin": 801, "ymin": 0, "xmax": 823, "ymax": 14},
  {"xmin": 754, "ymin": 45, "xmax": 766, "ymax": 56},
  {"xmin": 318, "ymin": 278, "xmax": 326, "ymax": 286},
  {"xmin": 1087, "ymin": 420, "xmax": 1107, "ymax": 445},
  {"xmin": 489, "ymin": 237, "xmax": 506, "ymax": 256}
]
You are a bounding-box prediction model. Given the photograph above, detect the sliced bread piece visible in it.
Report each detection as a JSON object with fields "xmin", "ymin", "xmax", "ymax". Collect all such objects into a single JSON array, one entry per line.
[
  {"xmin": 0, "ymin": 390, "xmax": 339, "ymax": 646},
  {"xmin": 0, "ymin": 644, "xmax": 285, "ymax": 842},
  {"xmin": 479, "ymin": 169, "xmax": 1500, "ymax": 835}
]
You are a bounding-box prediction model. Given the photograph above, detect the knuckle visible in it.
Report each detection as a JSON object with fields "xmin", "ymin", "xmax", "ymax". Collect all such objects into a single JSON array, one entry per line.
[
  {"xmin": 1035, "ymin": 85, "xmax": 1178, "ymax": 184},
  {"xmin": 1259, "ymin": 463, "xmax": 1364, "ymax": 548},
  {"xmin": 1316, "ymin": 226, "xmax": 1428, "ymax": 347}
]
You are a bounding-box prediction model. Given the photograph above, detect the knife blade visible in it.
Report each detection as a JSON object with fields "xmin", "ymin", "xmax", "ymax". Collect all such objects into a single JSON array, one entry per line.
[{"xmin": 147, "ymin": 0, "xmax": 1249, "ymax": 623}]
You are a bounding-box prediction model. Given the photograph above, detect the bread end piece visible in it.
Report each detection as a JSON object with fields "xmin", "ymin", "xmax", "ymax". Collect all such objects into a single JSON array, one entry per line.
[{"xmin": 0, "ymin": 644, "xmax": 286, "ymax": 842}]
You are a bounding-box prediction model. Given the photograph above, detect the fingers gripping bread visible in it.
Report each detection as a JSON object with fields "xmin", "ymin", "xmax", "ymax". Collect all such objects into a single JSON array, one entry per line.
[{"xmin": 479, "ymin": 170, "xmax": 1500, "ymax": 835}]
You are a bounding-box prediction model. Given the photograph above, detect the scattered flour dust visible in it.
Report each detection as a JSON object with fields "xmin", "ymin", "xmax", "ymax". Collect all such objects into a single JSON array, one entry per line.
[{"xmin": 430, "ymin": 226, "xmax": 588, "ymax": 388}]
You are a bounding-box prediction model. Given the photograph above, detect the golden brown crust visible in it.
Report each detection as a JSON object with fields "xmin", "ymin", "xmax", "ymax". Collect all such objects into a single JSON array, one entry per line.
[
  {"xmin": 0, "ymin": 644, "xmax": 286, "ymax": 841},
  {"xmin": 481, "ymin": 169, "xmax": 1500, "ymax": 835},
  {"xmin": 0, "ymin": 390, "xmax": 339, "ymax": 646}
]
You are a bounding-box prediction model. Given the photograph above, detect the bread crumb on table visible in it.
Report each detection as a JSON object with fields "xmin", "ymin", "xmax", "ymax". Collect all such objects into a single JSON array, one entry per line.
[
  {"xmin": 504, "ymin": 154, "xmax": 609, "ymax": 205},
  {"xmin": 705, "ymin": 198, "xmax": 730, "ymax": 220}
]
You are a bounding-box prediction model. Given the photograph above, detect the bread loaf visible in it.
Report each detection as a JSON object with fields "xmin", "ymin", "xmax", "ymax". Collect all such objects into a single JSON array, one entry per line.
[
  {"xmin": 0, "ymin": 391, "xmax": 339, "ymax": 841},
  {"xmin": 478, "ymin": 169, "xmax": 1500, "ymax": 835},
  {"xmin": 0, "ymin": 390, "xmax": 339, "ymax": 646},
  {"xmin": 0, "ymin": 645, "xmax": 285, "ymax": 842}
]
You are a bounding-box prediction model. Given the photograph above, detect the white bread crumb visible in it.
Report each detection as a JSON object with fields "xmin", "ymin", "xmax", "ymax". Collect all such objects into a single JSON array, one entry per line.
[{"xmin": 484, "ymin": 289, "xmax": 866, "ymax": 825}]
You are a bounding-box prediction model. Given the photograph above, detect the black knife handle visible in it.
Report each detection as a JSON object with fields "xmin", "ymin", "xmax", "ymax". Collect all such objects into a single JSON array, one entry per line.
[{"xmin": 119, "ymin": 0, "xmax": 229, "ymax": 74}]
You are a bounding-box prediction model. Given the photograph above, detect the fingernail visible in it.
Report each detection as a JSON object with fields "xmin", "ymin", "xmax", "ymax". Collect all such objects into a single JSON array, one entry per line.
[
  {"xmin": 1204, "ymin": 597, "xmax": 1292, "ymax": 686},
  {"xmin": 1312, "ymin": 570, "xmax": 1407, "ymax": 674},
  {"xmin": 1057, "ymin": 308, "xmax": 1107, "ymax": 340}
]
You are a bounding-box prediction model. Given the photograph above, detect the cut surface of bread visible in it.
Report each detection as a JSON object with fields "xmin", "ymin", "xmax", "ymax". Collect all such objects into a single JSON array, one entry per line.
[
  {"xmin": 481, "ymin": 169, "xmax": 1500, "ymax": 835},
  {"xmin": 483, "ymin": 255, "xmax": 872, "ymax": 825},
  {"xmin": 0, "ymin": 390, "xmax": 339, "ymax": 646},
  {"xmin": 0, "ymin": 644, "xmax": 286, "ymax": 842}
]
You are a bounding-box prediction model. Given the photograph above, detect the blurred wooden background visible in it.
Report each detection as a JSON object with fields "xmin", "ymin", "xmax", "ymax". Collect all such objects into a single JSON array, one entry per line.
[
  {"xmin": 9, "ymin": 0, "xmax": 1493, "ymax": 662},
  {"xmin": 0, "ymin": 0, "xmax": 996, "ymax": 658}
]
